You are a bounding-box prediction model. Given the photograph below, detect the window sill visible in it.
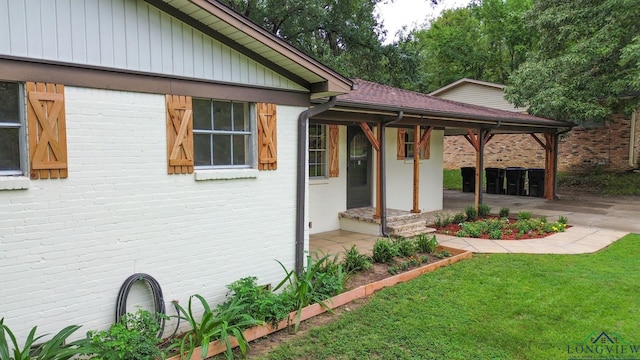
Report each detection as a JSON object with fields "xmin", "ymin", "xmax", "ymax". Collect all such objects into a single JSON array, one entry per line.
[
  {"xmin": 195, "ymin": 169, "xmax": 259, "ymax": 181},
  {"xmin": 0, "ymin": 176, "xmax": 30, "ymax": 190},
  {"xmin": 310, "ymin": 178, "xmax": 330, "ymax": 185}
]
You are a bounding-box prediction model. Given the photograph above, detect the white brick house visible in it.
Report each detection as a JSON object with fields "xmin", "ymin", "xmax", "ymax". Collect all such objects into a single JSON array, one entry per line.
[
  {"xmin": 0, "ymin": 0, "xmax": 572, "ymax": 342},
  {"xmin": 0, "ymin": 0, "xmax": 351, "ymax": 340}
]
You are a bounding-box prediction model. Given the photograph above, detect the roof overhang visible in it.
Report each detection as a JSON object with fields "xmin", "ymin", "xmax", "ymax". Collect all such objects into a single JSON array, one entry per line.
[
  {"xmin": 310, "ymin": 79, "xmax": 573, "ymax": 134},
  {"xmin": 145, "ymin": 0, "xmax": 352, "ymax": 98}
]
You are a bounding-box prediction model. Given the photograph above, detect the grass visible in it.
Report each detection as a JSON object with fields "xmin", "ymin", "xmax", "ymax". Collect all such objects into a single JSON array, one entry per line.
[
  {"xmin": 255, "ymin": 234, "xmax": 640, "ymax": 360},
  {"xmin": 557, "ymin": 171, "xmax": 640, "ymax": 195},
  {"xmin": 443, "ymin": 169, "xmax": 463, "ymax": 190},
  {"xmin": 445, "ymin": 168, "xmax": 640, "ymax": 196}
]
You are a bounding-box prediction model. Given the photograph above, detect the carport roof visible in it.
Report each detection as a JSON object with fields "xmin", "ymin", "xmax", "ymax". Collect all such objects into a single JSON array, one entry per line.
[{"xmin": 312, "ymin": 79, "xmax": 573, "ymax": 134}]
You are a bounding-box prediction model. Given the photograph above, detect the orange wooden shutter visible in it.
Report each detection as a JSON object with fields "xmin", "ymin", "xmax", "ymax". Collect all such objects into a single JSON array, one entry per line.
[
  {"xmin": 420, "ymin": 137, "xmax": 431, "ymax": 159},
  {"xmin": 257, "ymin": 103, "xmax": 277, "ymax": 170},
  {"xmin": 397, "ymin": 128, "xmax": 406, "ymax": 160},
  {"xmin": 166, "ymin": 95, "xmax": 194, "ymax": 174},
  {"xmin": 27, "ymin": 82, "xmax": 68, "ymax": 179},
  {"xmin": 329, "ymin": 125, "xmax": 339, "ymax": 177}
]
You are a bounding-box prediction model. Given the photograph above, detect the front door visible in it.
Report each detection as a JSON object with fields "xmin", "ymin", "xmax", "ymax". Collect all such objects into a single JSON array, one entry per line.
[{"xmin": 347, "ymin": 126, "xmax": 372, "ymax": 208}]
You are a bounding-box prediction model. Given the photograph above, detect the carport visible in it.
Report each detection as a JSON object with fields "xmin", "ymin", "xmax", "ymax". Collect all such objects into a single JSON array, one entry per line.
[{"xmin": 310, "ymin": 79, "xmax": 573, "ymax": 224}]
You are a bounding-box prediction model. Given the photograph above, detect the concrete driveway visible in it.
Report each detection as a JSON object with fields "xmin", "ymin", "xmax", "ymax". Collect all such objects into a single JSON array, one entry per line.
[{"xmin": 443, "ymin": 190, "xmax": 640, "ymax": 234}]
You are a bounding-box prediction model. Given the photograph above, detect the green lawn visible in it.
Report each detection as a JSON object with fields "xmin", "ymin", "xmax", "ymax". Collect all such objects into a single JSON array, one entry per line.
[
  {"xmin": 255, "ymin": 234, "xmax": 640, "ymax": 360},
  {"xmin": 445, "ymin": 168, "xmax": 640, "ymax": 196}
]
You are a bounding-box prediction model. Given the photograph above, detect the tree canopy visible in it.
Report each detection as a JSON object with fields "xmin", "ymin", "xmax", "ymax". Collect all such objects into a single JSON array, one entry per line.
[{"xmin": 505, "ymin": 0, "xmax": 640, "ymax": 122}]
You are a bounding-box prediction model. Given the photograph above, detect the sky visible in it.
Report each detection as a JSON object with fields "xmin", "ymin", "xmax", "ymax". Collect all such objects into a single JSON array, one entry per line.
[{"xmin": 376, "ymin": 0, "xmax": 473, "ymax": 43}]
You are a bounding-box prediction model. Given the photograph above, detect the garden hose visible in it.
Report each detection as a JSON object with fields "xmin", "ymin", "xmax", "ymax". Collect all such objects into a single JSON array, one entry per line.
[{"xmin": 115, "ymin": 273, "xmax": 179, "ymax": 341}]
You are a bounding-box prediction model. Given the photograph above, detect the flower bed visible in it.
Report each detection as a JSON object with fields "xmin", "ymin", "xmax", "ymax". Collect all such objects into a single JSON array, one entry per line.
[{"xmin": 165, "ymin": 245, "xmax": 471, "ymax": 360}]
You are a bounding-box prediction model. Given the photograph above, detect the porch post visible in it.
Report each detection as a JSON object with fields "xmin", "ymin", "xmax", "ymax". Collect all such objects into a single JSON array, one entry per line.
[
  {"xmin": 412, "ymin": 125, "xmax": 421, "ymax": 213},
  {"xmin": 375, "ymin": 123, "xmax": 382, "ymax": 219},
  {"xmin": 476, "ymin": 129, "xmax": 486, "ymax": 208},
  {"xmin": 544, "ymin": 132, "xmax": 556, "ymax": 200}
]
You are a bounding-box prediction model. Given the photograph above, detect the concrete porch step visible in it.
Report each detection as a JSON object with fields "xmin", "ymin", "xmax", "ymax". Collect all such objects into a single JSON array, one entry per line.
[{"xmin": 386, "ymin": 216, "xmax": 437, "ymax": 238}]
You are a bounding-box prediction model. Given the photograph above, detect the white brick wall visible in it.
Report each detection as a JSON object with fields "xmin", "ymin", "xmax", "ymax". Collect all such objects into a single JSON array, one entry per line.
[{"xmin": 0, "ymin": 86, "xmax": 303, "ymax": 340}]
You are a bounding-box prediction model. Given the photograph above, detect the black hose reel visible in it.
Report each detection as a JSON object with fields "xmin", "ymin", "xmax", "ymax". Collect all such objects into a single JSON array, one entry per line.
[{"xmin": 115, "ymin": 273, "xmax": 167, "ymax": 339}]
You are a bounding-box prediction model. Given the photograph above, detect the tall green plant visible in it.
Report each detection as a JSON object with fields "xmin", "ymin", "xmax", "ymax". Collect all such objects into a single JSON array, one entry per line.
[
  {"xmin": 171, "ymin": 295, "xmax": 261, "ymax": 360},
  {"xmin": 274, "ymin": 255, "xmax": 334, "ymax": 333},
  {"xmin": 0, "ymin": 318, "xmax": 86, "ymax": 360}
]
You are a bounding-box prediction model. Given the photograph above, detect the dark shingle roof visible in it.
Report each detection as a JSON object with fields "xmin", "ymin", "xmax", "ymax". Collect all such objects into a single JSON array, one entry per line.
[{"xmin": 335, "ymin": 79, "xmax": 570, "ymax": 128}]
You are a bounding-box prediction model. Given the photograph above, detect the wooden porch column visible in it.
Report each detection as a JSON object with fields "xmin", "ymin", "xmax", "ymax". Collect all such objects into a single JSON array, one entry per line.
[
  {"xmin": 412, "ymin": 126, "xmax": 433, "ymax": 213},
  {"xmin": 464, "ymin": 128, "xmax": 487, "ymax": 209},
  {"xmin": 359, "ymin": 122, "xmax": 382, "ymax": 218},
  {"xmin": 530, "ymin": 132, "xmax": 557, "ymax": 200}
]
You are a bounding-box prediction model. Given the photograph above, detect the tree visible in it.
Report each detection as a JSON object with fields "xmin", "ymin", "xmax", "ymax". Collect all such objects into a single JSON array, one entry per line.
[
  {"xmin": 505, "ymin": 0, "xmax": 640, "ymax": 122},
  {"xmin": 406, "ymin": 0, "xmax": 534, "ymax": 92}
]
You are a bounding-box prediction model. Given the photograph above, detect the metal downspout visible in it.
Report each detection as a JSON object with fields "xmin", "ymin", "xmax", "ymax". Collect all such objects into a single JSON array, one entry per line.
[
  {"xmin": 630, "ymin": 111, "xmax": 637, "ymax": 168},
  {"xmin": 380, "ymin": 111, "xmax": 404, "ymax": 236},
  {"xmin": 295, "ymin": 96, "xmax": 337, "ymax": 274}
]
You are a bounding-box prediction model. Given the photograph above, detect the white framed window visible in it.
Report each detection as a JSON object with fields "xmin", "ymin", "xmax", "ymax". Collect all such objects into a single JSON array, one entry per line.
[
  {"xmin": 193, "ymin": 99, "xmax": 253, "ymax": 168},
  {"xmin": 404, "ymin": 128, "xmax": 429, "ymax": 160},
  {"xmin": 309, "ymin": 123, "xmax": 327, "ymax": 178},
  {"xmin": 0, "ymin": 81, "xmax": 24, "ymax": 176}
]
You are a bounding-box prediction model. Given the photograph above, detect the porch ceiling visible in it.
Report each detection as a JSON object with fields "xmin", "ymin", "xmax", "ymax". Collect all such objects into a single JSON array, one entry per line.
[{"xmin": 310, "ymin": 79, "xmax": 573, "ymax": 134}]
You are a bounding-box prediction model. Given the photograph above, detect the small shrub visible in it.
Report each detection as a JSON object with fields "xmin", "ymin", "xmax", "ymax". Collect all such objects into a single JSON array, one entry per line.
[
  {"xmin": 457, "ymin": 222, "xmax": 482, "ymax": 238},
  {"xmin": 465, "ymin": 205, "xmax": 478, "ymax": 221},
  {"xmin": 87, "ymin": 309, "xmax": 166, "ymax": 360},
  {"xmin": 434, "ymin": 215, "xmax": 443, "ymax": 228},
  {"xmin": 477, "ymin": 204, "xmax": 492, "ymax": 218},
  {"xmin": 372, "ymin": 238, "xmax": 396, "ymax": 264},
  {"xmin": 499, "ymin": 207, "xmax": 510, "ymax": 218},
  {"xmin": 415, "ymin": 233, "xmax": 438, "ymax": 254},
  {"xmin": 517, "ymin": 211, "xmax": 532, "ymax": 220},
  {"xmin": 394, "ymin": 237, "xmax": 417, "ymax": 257},
  {"xmin": 341, "ymin": 245, "xmax": 372, "ymax": 273},
  {"xmin": 441, "ymin": 215, "xmax": 452, "ymax": 226},
  {"xmin": 489, "ymin": 229, "xmax": 503, "ymax": 240},
  {"xmin": 452, "ymin": 212, "xmax": 467, "ymax": 224},
  {"xmin": 388, "ymin": 265, "xmax": 399, "ymax": 275},
  {"xmin": 219, "ymin": 277, "xmax": 291, "ymax": 328},
  {"xmin": 558, "ymin": 216, "xmax": 569, "ymax": 225}
]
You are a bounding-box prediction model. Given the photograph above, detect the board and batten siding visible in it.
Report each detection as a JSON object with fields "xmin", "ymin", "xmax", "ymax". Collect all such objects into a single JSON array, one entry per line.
[
  {"xmin": 0, "ymin": 0, "xmax": 306, "ymax": 92},
  {"xmin": 0, "ymin": 86, "xmax": 304, "ymax": 340},
  {"xmin": 435, "ymin": 84, "xmax": 527, "ymax": 113}
]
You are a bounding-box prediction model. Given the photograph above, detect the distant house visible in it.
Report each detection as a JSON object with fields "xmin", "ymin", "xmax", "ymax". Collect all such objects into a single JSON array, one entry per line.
[
  {"xmin": 0, "ymin": 1, "xmax": 571, "ymax": 342},
  {"xmin": 431, "ymin": 78, "xmax": 640, "ymax": 172}
]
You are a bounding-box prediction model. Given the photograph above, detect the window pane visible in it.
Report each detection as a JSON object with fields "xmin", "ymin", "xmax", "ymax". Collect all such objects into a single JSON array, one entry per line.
[
  {"xmin": 213, "ymin": 101, "xmax": 232, "ymax": 130},
  {"xmin": 233, "ymin": 102, "xmax": 247, "ymax": 131},
  {"xmin": 0, "ymin": 82, "xmax": 19, "ymax": 123},
  {"xmin": 0, "ymin": 128, "xmax": 20, "ymax": 170},
  {"xmin": 194, "ymin": 133, "xmax": 212, "ymax": 166},
  {"xmin": 193, "ymin": 99, "xmax": 212, "ymax": 130},
  {"xmin": 233, "ymin": 134, "xmax": 248, "ymax": 165},
  {"xmin": 213, "ymin": 134, "xmax": 232, "ymax": 165}
]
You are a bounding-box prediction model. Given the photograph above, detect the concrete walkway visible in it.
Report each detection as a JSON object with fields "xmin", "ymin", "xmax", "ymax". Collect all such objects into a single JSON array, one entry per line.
[{"xmin": 437, "ymin": 226, "xmax": 628, "ymax": 254}]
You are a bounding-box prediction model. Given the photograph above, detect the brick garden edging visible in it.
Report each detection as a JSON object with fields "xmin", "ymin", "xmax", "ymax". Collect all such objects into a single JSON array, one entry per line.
[{"xmin": 166, "ymin": 245, "xmax": 472, "ymax": 360}]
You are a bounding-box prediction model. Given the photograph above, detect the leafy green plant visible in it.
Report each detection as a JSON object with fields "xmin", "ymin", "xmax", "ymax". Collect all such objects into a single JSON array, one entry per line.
[
  {"xmin": 489, "ymin": 229, "xmax": 503, "ymax": 240},
  {"xmin": 452, "ymin": 212, "xmax": 467, "ymax": 224},
  {"xmin": 433, "ymin": 215, "xmax": 443, "ymax": 228},
  {"xmin": 171, "ymin": 295, "xmax": 261, "ymax": 360},
  {"xmin": 341, "ymin": 245, "xmax": 372, "ymax": 273},
  {"xmin": 517, "ymin": 211, "xmax": 532, "ymax": 220},
  {"xmin": 499, "ymin": 206, "xmax": 510, "ymax": 218},
  {"xmin": 0, "ymin": 318, "xmax": 86, "ymax": 360},
  {"xmin": 87, "ymin": 309, "xmax": 165, "ymax": 360},
  {"xmin": 387, "ymin": 265, "xmax": 399, "ymax": 275},
  {"xmin": 218, "ymin": 277, "xmax": 291, "ymax": 328},
  {"xmin": 465, "ymin": 205, "xmax": 478, "ymax": 221},
  {"xmin": 558, "ymin": 216, "xmax": 569, "ymax": 225},
  {"xmin": 372, "ymin": 238, "xmax": 397, "ymax": 264},
  {"xmin": 394, "ymin": 237, "xmax": 417, "ymax": 257},
  {"xmin": 477, "ymin": 203, "xmax": 492, "ymax": 218},
  {"xmin": 415, "ymin": 233, "xmax": 438, "ymax": 254},
  {"xmin": 274, "ymin": 255, "xmax": 335, "ymax": 333},
  {"xmin": 456, "ymin": 222, "xmax": 482, "ymax": 238}
]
